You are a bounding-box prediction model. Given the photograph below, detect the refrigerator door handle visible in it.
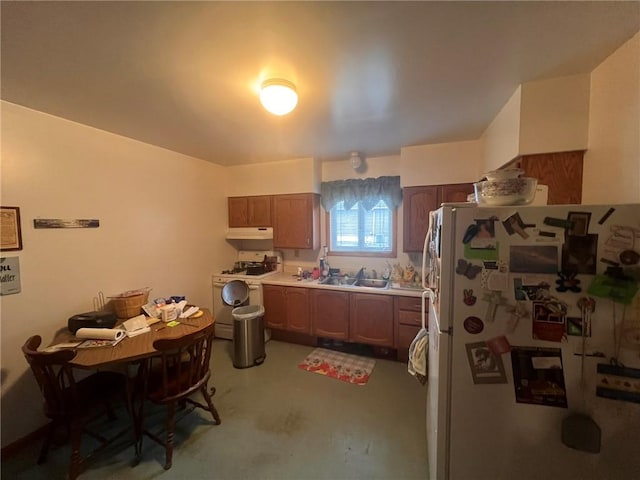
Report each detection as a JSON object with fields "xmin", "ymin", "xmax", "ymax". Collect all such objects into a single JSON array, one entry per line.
[
  {"xmin": 426, "ymin": 292, "xmax": 452, "ymax": 335},
  {"xmin": 422, "ymin": 289, "xmax": 438, "ymax": 330}
]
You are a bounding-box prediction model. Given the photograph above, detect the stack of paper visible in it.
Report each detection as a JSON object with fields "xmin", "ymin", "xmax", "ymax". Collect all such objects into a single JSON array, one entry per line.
[{"xmin": 122, "ymin": 315, "xmax": 151, "ymax": 337}]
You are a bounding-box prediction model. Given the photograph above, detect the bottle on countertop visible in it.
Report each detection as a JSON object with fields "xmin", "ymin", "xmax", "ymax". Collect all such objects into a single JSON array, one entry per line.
[{"xmin": 319, "ymin": 257, "xmax": 330, "ymax": 278}]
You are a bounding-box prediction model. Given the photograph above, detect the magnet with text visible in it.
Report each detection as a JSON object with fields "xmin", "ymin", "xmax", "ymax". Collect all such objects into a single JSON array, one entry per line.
[{"xmin": 463, "ymin": 316, "xmax": 484, "ymax": 334}]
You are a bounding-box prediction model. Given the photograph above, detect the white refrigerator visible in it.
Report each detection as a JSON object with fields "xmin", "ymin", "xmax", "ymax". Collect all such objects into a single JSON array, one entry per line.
[{"xmin": 422, "ymin": 203, "xmax": 640, "ymax": 480}]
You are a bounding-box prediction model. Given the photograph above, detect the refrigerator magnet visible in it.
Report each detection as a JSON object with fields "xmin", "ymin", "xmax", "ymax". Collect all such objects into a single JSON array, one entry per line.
[
  {"xmin": 486, "ymin": 335, "xmax": 512, "ymax": 355},
  {"xmin": 463, "ymin": 316, "xmax": 484, "ymax": 334},
  {"xmin": 482, "ymin": 291, "xmax": 509, "ymax": 323},
  {"xmin": 596, "ymin": 363, "xmax": 640, "ymax": 404},
  {"xmin": 502, "ymin": 212, "xmax": 534, "ymax": 239},
  {"xmin": 465, "ymin": 341, "xmax": 507, "ymax": 384},
  {"xmin": 510, "ymin": 347, "xmax": 568, "ymax": 408},
  {"xmin": 531, "ymin": 301, "xmax": 567, "ymax": 342},
  {"xmin": 463, "ymin": 289, "xmax": 477, "ymax": 306},
  {"xmin": 504, "ymin": 301, "xmax": 529, "ymax": 333},
  {"xmin": 555, "ymin": 272, "xmax": 582, "ymax": 293}
]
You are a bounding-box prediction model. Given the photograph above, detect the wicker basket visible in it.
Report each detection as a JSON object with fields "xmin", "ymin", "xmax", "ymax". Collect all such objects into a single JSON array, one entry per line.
[{"xmin": 111, "ymin": 290, "xmax": 150, "ymax": 319}]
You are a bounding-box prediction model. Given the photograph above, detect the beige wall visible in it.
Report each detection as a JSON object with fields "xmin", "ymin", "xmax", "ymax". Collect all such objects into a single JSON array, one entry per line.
[
  {"xmin": 226, "ymin": 157, "xmax": 320, "ymax": 196},
  {"xmin": 481, "ymin": 86, "xmax": 522, "ymax": 172},
  {"xmin": 0, "ymin": 101, "xmax": 235, "ymax": 447},
  {"xmin": 583, "ymin": 32, "xmax": 640, "ymax": 204},
  {"xmin": 519, "ymin": 74, "xmax": 590, "ymax": 155},
  {"xmin": 400, "ymin": 140, "xmax": 483, "ymax": 186}
]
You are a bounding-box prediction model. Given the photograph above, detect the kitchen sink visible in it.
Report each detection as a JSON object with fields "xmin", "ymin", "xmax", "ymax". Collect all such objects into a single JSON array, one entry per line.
[
  {"xmin": 319, "ymin": 276, "xmax": 357, "ymax": 286},
  {"xmin": 354, "ymin": 278, "xmax": 389, "ymax": 289}
]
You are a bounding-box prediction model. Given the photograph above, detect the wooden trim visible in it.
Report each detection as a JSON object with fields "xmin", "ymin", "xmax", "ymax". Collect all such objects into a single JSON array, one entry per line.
[{"xmin": 1, "ymin": 423, "xmax": 49, "ymax": 460}]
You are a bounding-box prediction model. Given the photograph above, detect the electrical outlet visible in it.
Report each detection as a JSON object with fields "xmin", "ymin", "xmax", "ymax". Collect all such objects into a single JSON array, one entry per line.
[{"xmin": 294, "ymin": 249, "xmax": 299, "ymax": 257}]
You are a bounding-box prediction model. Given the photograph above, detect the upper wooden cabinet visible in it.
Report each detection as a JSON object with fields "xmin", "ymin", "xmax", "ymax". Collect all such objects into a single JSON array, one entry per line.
[
  {"xmin": 511, "ymin": 150, "xmax": 584, "ymax": 205},
  {"xmin": 403, "ymin": 183, "xmax": 474, "ymax": 252},
  {"xmin": 273, "ymin": 193, "xmax": 320, "ymax": 250},
  {"xmin": 228, "ymin": 195, "xmax": 272, "ymax": 227}
]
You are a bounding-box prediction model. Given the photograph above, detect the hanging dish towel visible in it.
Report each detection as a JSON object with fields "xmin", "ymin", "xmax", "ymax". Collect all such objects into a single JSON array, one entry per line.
[{"xmin": 408, "ymin": 327, "xmax": 428, "ymax": 385}]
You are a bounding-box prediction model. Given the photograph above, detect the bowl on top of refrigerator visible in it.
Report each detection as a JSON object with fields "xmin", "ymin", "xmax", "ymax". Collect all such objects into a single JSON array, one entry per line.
[{"xmin": 474, "ymin": 168, "xmax": 538, "ymax": 206}]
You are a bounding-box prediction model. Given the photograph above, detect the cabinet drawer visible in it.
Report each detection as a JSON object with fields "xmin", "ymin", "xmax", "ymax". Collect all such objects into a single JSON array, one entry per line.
[
  {"xmin": 398, "ymin": 324, "xmax": 421, "ymax": 348},
  {"xmin": 396, "ymin": 296, "xmax": 422, "ymax": 312},
  {"xmin": 398, "ymin": 310, "xmax": 422, "ymax": 327}
]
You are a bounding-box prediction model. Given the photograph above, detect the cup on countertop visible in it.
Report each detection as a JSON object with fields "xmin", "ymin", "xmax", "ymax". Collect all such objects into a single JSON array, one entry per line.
[{"xmin": 160, "ymin": 304, "xmax": 179, "ymax": 322}]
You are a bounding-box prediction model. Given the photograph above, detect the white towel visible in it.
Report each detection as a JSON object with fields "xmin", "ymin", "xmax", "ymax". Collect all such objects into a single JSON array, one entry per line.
[{"xmin": 408, "ymin": 327, "xmax": 428, "ymax": 385}]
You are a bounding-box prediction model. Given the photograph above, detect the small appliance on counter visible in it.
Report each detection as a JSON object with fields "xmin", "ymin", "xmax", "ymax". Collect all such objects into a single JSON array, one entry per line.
[{"xmin": 68, "ymin": 311, "xmax": 117, "ymax": 334}]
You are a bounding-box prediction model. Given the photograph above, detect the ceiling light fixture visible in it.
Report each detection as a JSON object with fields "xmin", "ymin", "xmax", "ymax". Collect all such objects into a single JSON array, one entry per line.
[{"xmin": 260, "ymin": 78, "xmax": 298, "ymax": 116}]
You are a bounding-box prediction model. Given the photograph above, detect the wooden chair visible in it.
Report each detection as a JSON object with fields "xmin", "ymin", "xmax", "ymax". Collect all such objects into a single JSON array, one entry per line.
[
  {"xmin": 21, "ymin": 335, "xmax": 130, "ymax": 480},
  {"xmin": 139, "ymin": 323, "xmax": 221, "ymax": 470}
]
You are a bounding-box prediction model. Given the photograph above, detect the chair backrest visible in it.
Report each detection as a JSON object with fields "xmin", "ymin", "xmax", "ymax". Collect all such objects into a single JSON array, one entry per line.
[
  {"xmin": 22, "ymin": 335, "xmax": 80, "ymax": 417},
  {"xmin": 150, "ymin": 323, "xmax": 216, "ymax": 402}
]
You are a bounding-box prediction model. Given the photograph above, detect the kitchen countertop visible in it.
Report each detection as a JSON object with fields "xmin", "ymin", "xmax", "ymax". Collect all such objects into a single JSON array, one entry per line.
[{"xmin": 262, "ymin": 272, "xmax": 424, "ymax": 298}]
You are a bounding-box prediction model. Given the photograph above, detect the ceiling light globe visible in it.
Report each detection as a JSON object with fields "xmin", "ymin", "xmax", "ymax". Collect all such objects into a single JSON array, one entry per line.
[{"xmin": 260, "ymin": 79, "xmax": 298, "ymax": 116}]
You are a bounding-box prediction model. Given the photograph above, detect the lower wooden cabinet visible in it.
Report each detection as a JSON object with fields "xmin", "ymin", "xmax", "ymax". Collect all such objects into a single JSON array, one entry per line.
[
  {"xmin": 263, "ymin": 285, "xmax": 310, "ymax": 334},
  {"xmin": 350, "ymin": 293, "xmax": 394, "ymax": 347},
  {"xmin": 311, "ymin": 290, "xmax": 350, "ymax": 340},
  {"xmin": 395, "ymin": 296, "xmax": 424, "ymax": 349},
  {"xmin": 264, "ymin": 285, "xmax": 423, "ymax": 354}
]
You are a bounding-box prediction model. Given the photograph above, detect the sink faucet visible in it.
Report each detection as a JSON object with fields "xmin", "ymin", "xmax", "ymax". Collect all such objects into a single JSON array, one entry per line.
[{"xmin": 356, "ymin": 267, "xmax": 366, "ymax": 282}]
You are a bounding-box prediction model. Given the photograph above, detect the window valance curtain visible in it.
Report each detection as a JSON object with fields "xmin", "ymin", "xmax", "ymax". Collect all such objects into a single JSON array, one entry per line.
[{"xmin": 320, "ymin": 176, "xmax": 402, "ymax": 211}]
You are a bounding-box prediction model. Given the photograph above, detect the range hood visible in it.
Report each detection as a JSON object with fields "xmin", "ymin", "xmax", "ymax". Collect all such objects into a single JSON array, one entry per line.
[{"xmin": 226, "ymin": 227, "xmax": 273, "ymax": 240}]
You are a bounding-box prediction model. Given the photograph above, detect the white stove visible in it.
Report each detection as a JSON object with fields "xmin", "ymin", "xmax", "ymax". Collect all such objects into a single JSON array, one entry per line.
[{"xmin": 212, "ymin": 250, "xmax": 282, "ymax": 340}]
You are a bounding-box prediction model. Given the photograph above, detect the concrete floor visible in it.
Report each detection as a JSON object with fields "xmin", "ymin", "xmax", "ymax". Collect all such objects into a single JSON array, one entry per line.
[{"xmin": 3, "ymin": 339, "xmax": 428, "ymax": 479}]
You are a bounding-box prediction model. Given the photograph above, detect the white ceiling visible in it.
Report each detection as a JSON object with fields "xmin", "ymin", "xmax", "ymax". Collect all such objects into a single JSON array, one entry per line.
[{"xmin": 2, "ymin": 1, "xmax": 638, "ymax": 166}]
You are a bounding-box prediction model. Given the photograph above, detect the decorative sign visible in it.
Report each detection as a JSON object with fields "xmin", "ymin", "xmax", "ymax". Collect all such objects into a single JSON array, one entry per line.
[
  {"xmin": 511, "ymin": 347, "xmax": 568, "ymax": 408},
  {"xmin": 0, "ymin": 257, "xmax": 21, "ymax": 295},
  {"xmin": 465, "ymin": 341, "xmax": 507, "ymax": 384},
  {"xmin": 0, "ymin": 206, "xmax": 22, "ymax": 251},
  {"xmin": 33, "ymin": 218, "xmax": 99, "ymax": 229}
]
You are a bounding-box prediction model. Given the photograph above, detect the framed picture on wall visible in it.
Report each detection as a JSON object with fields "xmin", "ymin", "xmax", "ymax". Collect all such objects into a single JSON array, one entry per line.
[{"xmin": 0, "ymin": 206, "xmax": 23, "ymax": 251}]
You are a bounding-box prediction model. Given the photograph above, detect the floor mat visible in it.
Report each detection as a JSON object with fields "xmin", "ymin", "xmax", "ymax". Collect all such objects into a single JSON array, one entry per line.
[{"xmin": 298, "ymin": 348, "xmax": 376, "ymax": 385}]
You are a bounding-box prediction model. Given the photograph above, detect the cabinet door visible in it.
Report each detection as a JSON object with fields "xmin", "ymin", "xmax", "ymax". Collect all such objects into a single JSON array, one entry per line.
[
  {"xmin": 440, "ymin": 183, "xmax": 475, "ymax": 203},
  {"xmin": 285, "ymin": 287, "xmax": 310, "ymax": 334},
  {"xmin": 311, "ymin": 290, "xmax": 350, "ymax": 339},
  {"xmin": 394, "ymin": 296, "xmax": 426, "ymax": 350},
  {"xmin": 516, "ymin": 151, "xmax": 584, "ymax": 205},
  {"xmin": 263, "ymin": 285, "xmax": 286, "ymax": 329},
  {"xmin": 350, "ymin": 293, "xmax": 394, "ymax": 346},
  {"xmin": 228, "ymin": 197, "xmax": 248, "ymax": 227},
  {"xmin": 403, "ymin": 186, "xmax": 440, "ymax": 252},
  {"xmin": 247, "ymin": 196, "xmax": 272, "ymax": 227},
  {"xmin": 273, "ymin": 194, "xmax": 320, "ymax": 249}
]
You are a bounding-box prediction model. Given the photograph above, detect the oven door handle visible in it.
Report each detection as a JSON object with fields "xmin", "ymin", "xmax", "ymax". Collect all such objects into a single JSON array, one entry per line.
[{"xmin": 213, "ymin": 281, "xmax": 260, "ymax": 290}]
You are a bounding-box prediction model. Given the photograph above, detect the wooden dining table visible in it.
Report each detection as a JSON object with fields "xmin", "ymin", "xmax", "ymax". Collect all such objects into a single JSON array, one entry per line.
[
  {"xmin": 49, "ymin": 308, "xmax": 216, "ymax": 461},
  {"xmin": 51, "ymin": 309, "xmax": 215, "ymax": 369}
]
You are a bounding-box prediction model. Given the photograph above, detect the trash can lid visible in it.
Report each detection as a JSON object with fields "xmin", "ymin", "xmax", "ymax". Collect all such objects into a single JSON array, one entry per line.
[
  {"xmin": 221, "ymin": 280, "xmax": 249, "ymax": 307},
  {"xmin": 232, "ymin": 304, "xmax": 265, "ymax": 319}
]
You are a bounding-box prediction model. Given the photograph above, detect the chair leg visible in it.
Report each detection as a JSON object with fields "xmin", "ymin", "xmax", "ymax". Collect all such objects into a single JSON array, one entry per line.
[
  {"xmin": 105, "ymin": 401, "xmax": 117, "ymax": 421},
  {"xmin": 200, "ymin": 384, "xmax": 221, "ymax": 425},
  {"xmin": 37, "ymin": 421, "xmax": 55, "ymax": 464},
  {"xmin": 164, "ymin": 402, "xmax": 175, "ymax": 470},
  {"xmin": 69, "ymin": 423, "xmax": 82, "ymax": 480}
]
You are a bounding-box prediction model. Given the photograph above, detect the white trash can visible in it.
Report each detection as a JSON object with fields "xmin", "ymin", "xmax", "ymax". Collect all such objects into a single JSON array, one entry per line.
[{"xmin": 231, "ymin": 305, "xmax": 266, "ymax": 369}]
